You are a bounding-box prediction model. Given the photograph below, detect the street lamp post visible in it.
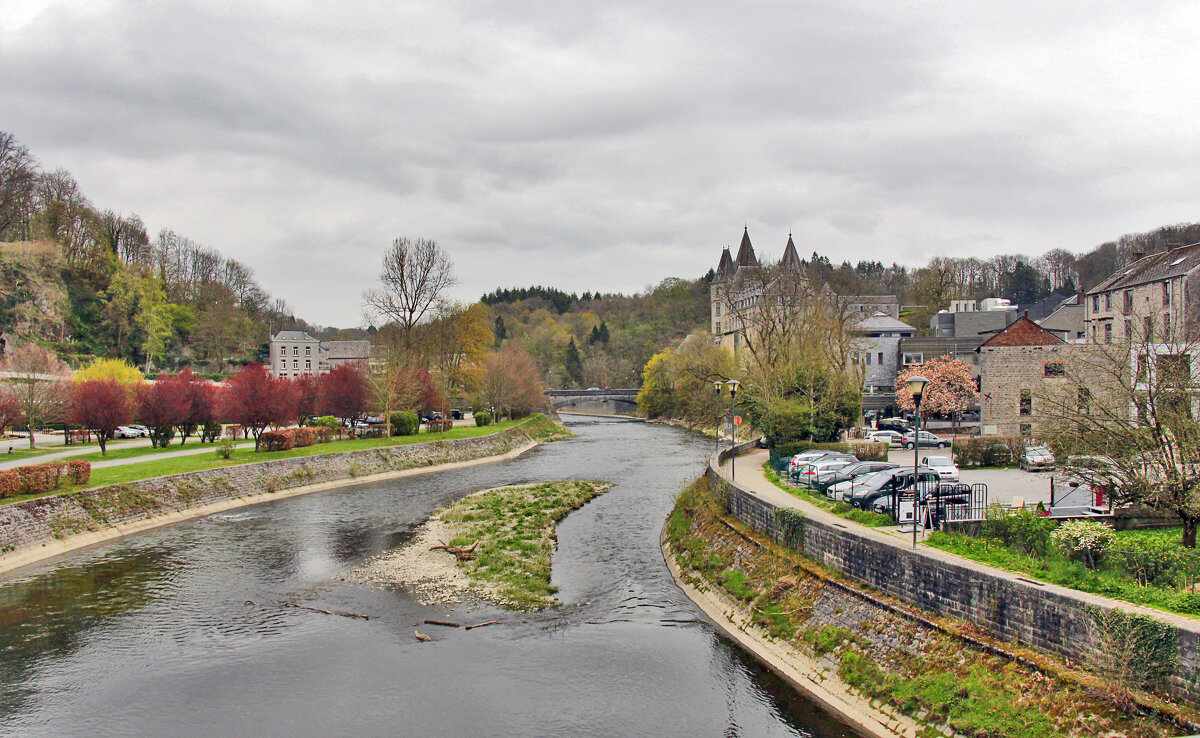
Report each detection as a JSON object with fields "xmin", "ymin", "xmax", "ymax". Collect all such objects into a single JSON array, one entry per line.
[
  {"xmin": 713, "ymin": 381, "xmax": 724, "ymax": 457},
  {"xmin": 906, "ymin": 375, "xmax": 930, "ymax": 549},
  {"xmin": 726, "ymin": 380, "xmax": 741, "ymax": 481}
]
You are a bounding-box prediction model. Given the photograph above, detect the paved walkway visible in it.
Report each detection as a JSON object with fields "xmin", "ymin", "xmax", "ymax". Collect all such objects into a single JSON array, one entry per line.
[{"xmin": 0, "ymin": 438, "xmax": 257, "ymax": 471}]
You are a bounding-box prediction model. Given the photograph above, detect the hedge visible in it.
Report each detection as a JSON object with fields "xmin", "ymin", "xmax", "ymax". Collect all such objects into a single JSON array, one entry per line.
[
  {"xmin": 0, "ymin": 459, "xmax": 91, "ymax": 498},
  {"xmin": 776, "ymin": 440, "xmax": 889, "ymax": 462},
  {"xmin": 258, "ymin": 427, "xmax": 321, "ymax": 452},
  {"xmin": 426, "ymin": 419, "xmax": 454, "ymax": 433},
  {"xmin": 953, "ymin": 436, "xmax": 1030, "ymax": 468},
  {"xmin": 390, "ymin": 412, "xmax": 419, "ymax": 436}
]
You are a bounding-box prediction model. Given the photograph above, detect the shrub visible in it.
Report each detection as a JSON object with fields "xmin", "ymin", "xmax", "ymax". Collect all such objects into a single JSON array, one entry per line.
[
  {"xmin": 313, "ymin": 426, "xmax": 333, "ymax": 444},
  {"xmin": 201, "ymin": 421, "xmax": 222, "ymax": 443},
  {"xmin": 426, "ymin": 419, "xmax": 454, "ymax": 433},
  {"xmin": 311, "ymin": 415, "xmax": 340, "ymax": 431},
  {"xmin": 216, "ymin": 437, "xmax": 237, "ymax": 459},
  {"xmin": 1051, "ymin": 520, "xmax": 1115, "ymax": 569},
  {"xmin": 390, "ymin": 412, "xmax": 419, "ymax": 436},
  {"xmin": 981, "ymin": 504, "xmax": 1054, "ymax": 556},
  {"xmin": 474, "ymin": 410, "xmax": 492, "ymax": 427},
  {"xmin": 258, "ymin": 430, "xmax": 294, "ymax": 452},
  {"xmin": 41, "ymin": 462, "xmax": 66, "ymax": 488},
  {"xmin": 223, "ymin": 424, "xmax": 243, "ymax": 440},
  {"xmin": 65, "ymin": 459, "xmax": 91, "ymax": 486},
  {"xmin": 1107, "ymin": 536, "xmax": 1194, "ymax": 587},
  {"xmin": 954, "ymin": 436, "xmax": 1029, "ymax": 467},
  {"xmin": 15, "ymin": 465, "xmax": 56, "ymax": 494},
  {"xmin": 0, "ymin": 470, "xmax": 20, "ymax": 498},
  {"xmin": 290, "ymin": 427, "xmax": 318, "ymax": 448}
]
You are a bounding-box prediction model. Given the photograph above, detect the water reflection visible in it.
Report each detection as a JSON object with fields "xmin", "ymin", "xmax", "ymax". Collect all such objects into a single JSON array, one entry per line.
[{"xmin": 0, "ymin": 417, "xmax": 854, "ymax": 737}]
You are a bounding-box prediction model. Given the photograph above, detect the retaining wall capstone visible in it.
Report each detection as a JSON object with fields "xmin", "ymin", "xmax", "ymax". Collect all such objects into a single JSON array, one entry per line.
[
  {"xmin": 708, "ymin": 448, "xmax": 1200, "ymax": 706},
  {"xmin": 0, "ymin": 425, "xmax": 542, "ymax": 560}
]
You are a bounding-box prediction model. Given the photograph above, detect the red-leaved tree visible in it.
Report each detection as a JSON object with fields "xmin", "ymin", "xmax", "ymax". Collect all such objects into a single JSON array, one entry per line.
[
  {"xmin": 0, "ymin": 388, "xmax": 22, "ymax": 437},
  {"xmin": 174, "ymin": 368, "xmax": 215, "ymax": 445},
  {"xmin": 137, "ymin": 375, "xmax": 189, "ymax": 448},
  {"xmin": 294, "ymin": 373, "xmax": 320, "ymax": 426},
  {"xmin": 481, "ymin": 343, "xmax": 545, "ymax": 419},
  {"xmin": 319, "ymin": 363, "xmax": 371, "ymax": 428},
  {"xmin": 219, "ymin": 364, "xmax": 297, "ymax": 450},
  {"xmin": 70, "ymin": 380, "xmax": 134, "ymax": 455}
]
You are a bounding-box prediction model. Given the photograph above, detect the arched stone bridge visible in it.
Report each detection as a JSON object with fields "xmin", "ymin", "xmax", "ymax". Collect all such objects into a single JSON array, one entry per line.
[{"xmin": 546, "ymin": 389, "xmax": 640, "ymax": 416}]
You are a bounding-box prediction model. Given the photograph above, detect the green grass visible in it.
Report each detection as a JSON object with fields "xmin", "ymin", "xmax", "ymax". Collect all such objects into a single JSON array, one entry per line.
[
  {"xmin": 1, "ymin": 418, "xmax": 543, "ymax": 506},
  {"xmin": 438, "ymin": 480, "xmax": 610, "ymax": 610},
  {"xmin": 762, "ymin": 463, "xmax": 894, "ymax": 527},
  {"xmin": 926, "ymin": 529, "xmax": 1200, "ymax": 617}
]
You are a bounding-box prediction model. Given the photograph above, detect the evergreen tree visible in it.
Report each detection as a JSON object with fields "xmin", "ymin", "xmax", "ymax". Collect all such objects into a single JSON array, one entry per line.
[
  {"xmin": 588, "ymin": 325, "xmax": 600, "ymax": 345},
  {"xmin": 564, "ymin": 338, "xmax": 583, "ymax": 386},
  {"xmin": 598, "ymin": 321, "xmax": 609, "ymax": 344},
  {"xmin": 493, "ymin": 315, "xmax": 507, "ymax": 348}
]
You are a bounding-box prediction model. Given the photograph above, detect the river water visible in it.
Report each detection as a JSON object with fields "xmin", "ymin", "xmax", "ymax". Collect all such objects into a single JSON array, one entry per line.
[{"xmin": 0, "ymin": 417, "xmax": 853, "ymax": 737}]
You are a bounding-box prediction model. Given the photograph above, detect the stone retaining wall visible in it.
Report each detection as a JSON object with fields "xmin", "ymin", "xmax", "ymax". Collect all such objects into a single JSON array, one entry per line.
[
  {"xmin": 0, "ymin": 425, "xmax": 540, "ymax": 560},
  {"xmin": 708, "ymin": 449, "xmax": 1200, "ymax": 706}
]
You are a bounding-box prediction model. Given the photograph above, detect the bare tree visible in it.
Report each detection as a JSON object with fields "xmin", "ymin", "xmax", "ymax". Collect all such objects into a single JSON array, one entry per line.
[
  {"xmin": 363, "ymin": 237, "xmax": 457, "ymax": 345},
  {"xmin": 1038, "ymin": 314, "xmax": 1200, "ymax": 548},
  {"xmin": 0, "ymin": 131, "xmax": 38, "ymax": 240}
]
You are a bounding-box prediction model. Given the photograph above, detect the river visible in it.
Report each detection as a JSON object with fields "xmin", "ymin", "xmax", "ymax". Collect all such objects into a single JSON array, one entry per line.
[{"xmin": 0, "ymin": 417, "xmax": 854, "ymax": 737}]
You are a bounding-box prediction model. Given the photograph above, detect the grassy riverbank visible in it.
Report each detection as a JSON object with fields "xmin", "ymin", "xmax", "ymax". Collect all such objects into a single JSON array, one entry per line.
[
  {"xmin": 440, "ymin": 480, "xmax": 610, "ymax": 610},
  {"xmin": 2, "ymin": 415, "xmax": 569, "ymax": 506},
  {"xmin": 666, "ymin": 478, "xmax": 1195, "ymax": 737}
]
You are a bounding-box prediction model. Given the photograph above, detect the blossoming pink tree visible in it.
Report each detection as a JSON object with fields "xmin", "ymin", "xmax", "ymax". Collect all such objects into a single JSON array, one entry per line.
[{"xmin": 895, "ymin": 356, "xmax": 977, "ymax": 433}]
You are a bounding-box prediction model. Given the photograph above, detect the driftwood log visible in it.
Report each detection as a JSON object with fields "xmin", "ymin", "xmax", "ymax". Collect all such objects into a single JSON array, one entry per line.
[
  {"xmin": 430, "ymin": 540, "xmax": 480, "ymax": 560},
  {"xmin": 413, "ymin": 630, "xmax": 431, "ymax": 642},
  {"xmin": 423, "ymin": 619, "xmax": 461, "ymax": 628}
]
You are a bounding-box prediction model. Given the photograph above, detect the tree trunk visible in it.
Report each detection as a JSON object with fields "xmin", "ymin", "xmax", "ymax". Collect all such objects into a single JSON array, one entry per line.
[
  {"xmin": 98, "ymin": 433, "xmax": 107, "ymax": 456},
  {"xmin": 1183, "ymin": 518, "xmax": 1197, "ymax": 549}
]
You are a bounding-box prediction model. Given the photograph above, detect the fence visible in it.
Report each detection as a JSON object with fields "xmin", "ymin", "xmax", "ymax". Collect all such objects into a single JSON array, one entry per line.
[{"xmin": 889, "ymin": 481, "xmax": 989, "ymax": 528}]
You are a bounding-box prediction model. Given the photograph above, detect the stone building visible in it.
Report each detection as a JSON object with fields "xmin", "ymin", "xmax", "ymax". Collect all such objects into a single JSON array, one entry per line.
[
  {"xmin": 269, "ymin": 331, "xmax": 371, "ymax": 378},
  {"xmin": 709, "ymin": 228, "xmax": 899, "ymax": 354},
  {"xmin": 1085, "ymin": 242, "xmax": 1200, "ymax": 345},
  {"xmin": 853, "ymin": 313, "xmax": 915, "ymax": 414},
  {"xmin": 976, "ymin": 316, "xmax": 1083, "ymax": 436}
]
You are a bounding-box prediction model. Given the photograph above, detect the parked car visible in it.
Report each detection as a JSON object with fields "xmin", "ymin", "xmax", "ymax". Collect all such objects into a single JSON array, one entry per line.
[
  {"xmin": 875, "ymin": 417, "xmax": 912, "ymax": 435},
  {"xmin": 450, "ymin": 409, "xmax": 464, "ymax": 420},
  {"xmin": 835, "ymin": 469, "xmax": 896, "ymax": 503},
  {"xmin": 866, "ymin": 430, "xmax": 904, "ymax": 445},
  {"xmin": 113, "ymin": 426, "xmax": 143, "ymax": 439},
  {"xmin": 900, "ymin": 430, "xmax": 950, "ymax": 449},
  {"xmin": 419, "ymin": 411, "xmax": 443, "ymax": 422},
  {"xmin": 793, "ymin": 458, "xmax": 855, "ymax": 488},
  {"xmin": 1021, "ymin": 445, "xmax": 1056, "ymax": 471},
  {"xmin": 815, "ymin": 461, "xmax": 899, "ymax": 493},
  {"xmin": 920, "ymin": 455, "xmax": 960, "ymax": 482},
  {"xmin": 788, "ymin": 451, "xmax": 856, "ymax": 480},
  {"xmin": 128, "ymin": 424, "xmax": 150, "ymax": 436},
  {"xmin": 848, "ymin": 467, "xmax": 941, "ymax": 510}
]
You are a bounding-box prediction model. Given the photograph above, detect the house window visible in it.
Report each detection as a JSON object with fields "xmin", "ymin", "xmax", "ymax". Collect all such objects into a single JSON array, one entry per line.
[
  {"xmin": 279, "ymin": 361, "xmax": 285, "ymax": 370},
  {"xmin": 715, "ymin": 305, "xmax": 722, "ymax": 316},
  {"xmin": 305, "ymin": 360, "xmax": 311, "ymax": 370},
  {"xmin": 865, "ymin": 353, "xmax": 872, "ymax": 366},
  {"xmin": 305, "ymin": 347, "xmax": 311, "ymax": 356},
  {"xmin": 715, "ymin": 321, "xmax": 721, "ymax": 333},
  {"xmin": 1092, "ymin": 294, "xmax": 1100, "ymax": 312},
  {"xmin": 1043, "ymin": 361, "xmax": 1065, "ymax": 377},
  {"xmin": 293, "ymin": 347, "xmax": 299, "ymax": 356},
  {"xmin": 1163, "ymin": 282, "xmax": 1170, "ymax": 307},
  {"xmin": 1019, "ymin": 424, "xmax": 1032, "ymax": 436},
  {"xmin": 292, "ymin": 360, "xmax": 299, "ymax": 369},
  {"xmin": 1104, "ymin": 323, "xmax": 1112, "ymax": 344},
  {"xmin": 877, "ymin": 352, "xmax": 884, "ymax": 364},
  {"xmin": 1144, "ymin": 316, "xmax": 1153, "ymax": 339},
  {"xmin": 1091, "ymin": 325, "xmax": 1097, "ymax": 342},
  {"xmin": 1105, "ymin": 292, "xmax": 1112, "ymax": 311},
  {"xmin": 902, "ymin": 353, "xmax": 923, "ymax": 365},
  {"xmin": 1123, "ymin": 290, "xmax": 1133, "ymax": 314},
  {"xmin": 974, "ymin": 376, "xmax": 982, "ymax": 392},
  {"xmin": 1019, "ymin": 390, "xmax": 1031, "ymax": 416},
  {"xmin": 1136, "ymin": 355, "xmax": 1149, "ymax": 383}
]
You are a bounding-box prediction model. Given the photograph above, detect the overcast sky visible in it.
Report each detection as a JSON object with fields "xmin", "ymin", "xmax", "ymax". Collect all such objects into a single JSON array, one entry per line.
[{"xmin": 3, "ymin": 1, "xmax": 1198, "ymax": 327}]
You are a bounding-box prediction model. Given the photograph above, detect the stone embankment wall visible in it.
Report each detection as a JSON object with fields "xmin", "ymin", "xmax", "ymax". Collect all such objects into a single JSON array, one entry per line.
[
  {"xmin": 0, "ymin": 426, "xmax": 541, "ymax": 561},
  {"xmin": 708, "ymin": 446, "xmax": 1200, "ymax": 706}
]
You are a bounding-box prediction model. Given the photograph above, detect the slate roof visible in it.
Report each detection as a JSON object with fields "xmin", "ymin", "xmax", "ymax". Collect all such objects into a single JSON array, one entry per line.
[
  {"xmin": 716, "ymin": 247, "xmax": 735, "ymax": 278},
  {"xmin": 899, "ymin": 336, "xmax": 984, "ymax": 355},
  {"xmin": 1089, "ymin": 242, "xmax": 1200, "ymax": 293},
  {"xmin": 734, "ymin": 227, "xmax": 759, "ymax": 267},
  {"xmin": 779, "ymin": 234, "xmax": 802, "ymax": 271},
  {"xmin": 854, "ymin": 313, "xmax": 915, "ymax": 333},
  {"xmin": 272, "ymin": 330, "xmax": 317, "ymax": 341},
  {"xmin": 322, "ymin": 340, "xmax": 371, "ymax": 359},
  {"xmin": 849, "ymin": 295, "xmax": 899, "ymax": 305},
  {"xmin": 976, "ymin": 315, "xmax": 1064, "ymax": 349}
]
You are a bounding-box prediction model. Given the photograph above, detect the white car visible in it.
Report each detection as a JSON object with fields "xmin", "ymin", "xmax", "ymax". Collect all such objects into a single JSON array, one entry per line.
[
  {"xmin": 113, "ymin": 426, "xmax": 143, "ymax": 439},
  {"xmin": 866, "ymin": 430, "xmax": 904, "ymax": 445},
  {"xmin": 921, "ymin": 455, "xmax": 960, "ymax": 482}
]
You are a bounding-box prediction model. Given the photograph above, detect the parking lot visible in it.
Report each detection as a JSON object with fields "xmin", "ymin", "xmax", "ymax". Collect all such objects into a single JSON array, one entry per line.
[{"xmin": 885, "ymin": 446, "xmax": 1056, "ymax": 507}]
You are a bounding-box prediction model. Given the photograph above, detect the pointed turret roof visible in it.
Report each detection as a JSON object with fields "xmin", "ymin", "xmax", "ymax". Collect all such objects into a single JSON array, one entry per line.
[
  {"xmin": 716, "ymin": 247, "xmax": 735, "ymax": 278},
  {"xmin": 734, "ymin": 227, "xmax": 758, "ymax": 267},
  {"xmin": 779, "ymin": 233, "xmax": 802, "ymax": 271}
]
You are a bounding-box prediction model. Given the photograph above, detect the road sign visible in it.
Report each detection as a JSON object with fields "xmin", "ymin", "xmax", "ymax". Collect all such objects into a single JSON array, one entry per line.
[{"xmin": 734, "ymin": 416, "xmax": 742, "ymax": 426}]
